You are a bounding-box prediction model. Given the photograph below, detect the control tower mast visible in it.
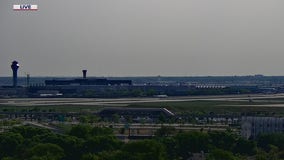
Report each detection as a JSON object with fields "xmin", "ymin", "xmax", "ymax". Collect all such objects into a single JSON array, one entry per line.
[{"xmin": 11, "ymin": 61, "xmax": 19, "ymax": 87}]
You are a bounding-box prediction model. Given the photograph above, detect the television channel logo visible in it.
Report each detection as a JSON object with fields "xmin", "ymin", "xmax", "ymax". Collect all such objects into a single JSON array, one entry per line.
[{"xmin": 13, "ymin": 4, "xmax": 38, "ymax": 11}]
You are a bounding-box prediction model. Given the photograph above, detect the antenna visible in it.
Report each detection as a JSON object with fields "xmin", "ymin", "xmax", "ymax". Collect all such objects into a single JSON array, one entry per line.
[{"xmin": 25, "ymin": 72, "xmax": 30, "ymax": 87}]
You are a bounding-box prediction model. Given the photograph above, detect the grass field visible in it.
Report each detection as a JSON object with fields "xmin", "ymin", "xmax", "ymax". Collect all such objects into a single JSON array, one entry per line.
[
  {"xmin": 0, "ymin": 105, "xmax": 104, "ymax": 113},
  {"xmin": 128, "ymin": 100, "xmax": 284, "ymax": 116},
  {"xmin": 0, "ymin": 98, "xmax": 284, "ymax": 116}
]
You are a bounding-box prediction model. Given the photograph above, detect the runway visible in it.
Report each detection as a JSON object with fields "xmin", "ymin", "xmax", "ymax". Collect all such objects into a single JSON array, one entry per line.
[{"xmin": 1, "ymin": 93, "xmax": 284, "ymax": 106}]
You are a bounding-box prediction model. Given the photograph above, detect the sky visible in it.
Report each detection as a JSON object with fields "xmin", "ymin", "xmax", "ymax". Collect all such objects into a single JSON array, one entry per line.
[{"xmin": 1, "ymin": 0, "xmax": 284, "ymax": 77}]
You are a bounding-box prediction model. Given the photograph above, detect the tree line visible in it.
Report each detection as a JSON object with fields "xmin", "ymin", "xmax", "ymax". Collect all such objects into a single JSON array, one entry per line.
[{"xmin": 0, "ymin": 125, "xmax": 283, "ymax": 160}]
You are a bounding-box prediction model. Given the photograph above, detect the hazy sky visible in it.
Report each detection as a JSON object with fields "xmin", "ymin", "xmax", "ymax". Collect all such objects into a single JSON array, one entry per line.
[{"xmin": 1, "ymin": 0, "xmax": 284, "ymax": 77}]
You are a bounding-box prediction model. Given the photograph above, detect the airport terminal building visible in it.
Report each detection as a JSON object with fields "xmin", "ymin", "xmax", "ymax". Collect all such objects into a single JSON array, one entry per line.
[{"xmin": 241, "ymin": 116, "xmax": 284, "ymax": 139}]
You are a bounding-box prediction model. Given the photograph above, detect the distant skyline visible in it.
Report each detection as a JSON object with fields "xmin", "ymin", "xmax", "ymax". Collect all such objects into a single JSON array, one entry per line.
[{"xmin": 1, "ymin": 0, "xmax": 284, "ymax": 77}]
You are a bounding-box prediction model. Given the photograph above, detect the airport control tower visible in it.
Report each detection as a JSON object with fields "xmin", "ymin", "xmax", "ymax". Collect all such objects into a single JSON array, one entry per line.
[
  {"xmin": 11, "ymin": 61, "xmax": 19, "ymax": 87},
  {"xmin": 82, "ymin": 70, "xmax": 87, "ymax": 79}
]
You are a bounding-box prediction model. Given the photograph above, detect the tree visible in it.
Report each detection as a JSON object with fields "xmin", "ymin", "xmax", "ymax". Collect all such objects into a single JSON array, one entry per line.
[
  {"xmin": 69, "ymin": 125, "xmax": 92, "ymax": 139},
  {"xmin": 39, "ymin": 133, "xmax": 83, "ymax": 160},
  {"xmin": 81, "ymin": 153, "xmax": 99, "ymax": 160},
  {"xmin": 158, "ymin": 114, "xmax": 166, "ymax": 123},
  {"xmin": 83, "ymin": 136, "xmax": 121, "ymax": 153},
  {"xmin": 29, "ymin": 143, "xmax": 65, "ymax": 160},
  {"xmin": 257, "ymin": 133, "xmax": 284, "ymax": 152},
  {"xmin": 0, "ymin": 132, "xmax": 24, "ymax": 158},
  {"xmin": 1, "ymin": 157, "xmax": 16, "ymax": 160},
  {"xmin": 267, "ymin": 145, "xmax": 280, "ymax": 160},
  {"xmin": 175, "ymin": 132, "xmax": 209, "ymax": 159},
  {"xmin": 91, "ymin": 127, "xmax": 113, "ymax": 136},
  {"xmin": 122, "ymin": 140, "xmax": 167, "ymax": 160},
  {"xmin": 79, "ymin": 115, "xmax": 100, "ymax": 124},
  {"xmin": 208, "ymin": 131, "xmax": 237, "ymax": 152},
  {"xmin": 207, "ymin": 149, "xmax": 238, "ymax": 160},
  {"xmin": 10, "ymin": 126, "xmax": 51, "ymax": 139},
  {"xmin": 233, "ymin": 138, "xmax": 257, "ymax": 156},
  {"xmin": 255, "ymin": 149, "xmax": 268, "ymax": 160},
  {"xmin": 158, "ymin": 137, "xmax": 177, "ymax": 160},
  {"xmin": 79, "ymin": 115, "xmax": 89, "ymax": 123},
  {"xmin": 155, "ymin": 126, "xmax": 176, "ymax": 137},
  {"xmin": 146, "ymin": 89, "xmax": 156, "ymax": 96},
  {"xmin": 112, "ymin": 114, "xmax": 120, "ymax": 123}
]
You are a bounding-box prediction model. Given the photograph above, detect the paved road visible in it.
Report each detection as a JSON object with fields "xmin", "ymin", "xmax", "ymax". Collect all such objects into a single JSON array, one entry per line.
[{"xmin": 22, "ymin": 121, "xmax": 233, "ymax": 135}]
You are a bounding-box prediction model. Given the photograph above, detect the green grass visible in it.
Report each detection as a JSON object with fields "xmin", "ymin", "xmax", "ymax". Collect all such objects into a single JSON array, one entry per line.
[
  {"xmin": 127, "ymin": 100, "xmax": 284, "ymax": 116},
  {"xmin": 0, "ymin": 105, "xmax": 104, "ymax": 113},
  {"xmin": 0, "ymin": 99, "xmax": 284, "ymax": 116}
]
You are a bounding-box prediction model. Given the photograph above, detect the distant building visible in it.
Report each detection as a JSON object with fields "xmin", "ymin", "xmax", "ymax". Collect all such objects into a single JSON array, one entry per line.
[
  {"xmin": 45, "ymin": 78, "xmax": 132, "ymax": 86},
  {"xmin": 45, "ymin": 70, "xmax": 132, "ymax": 86},
  {"xmin": 0, "ymin": 86, "xmax": 26, "ymax": 98},
  {"xmin": 241, "ymin": 116, "xmax": 284, "ymax": 139},
  {"xmin": 98, "ymin": 107, "xmax": 174, "ymax": 122}
]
